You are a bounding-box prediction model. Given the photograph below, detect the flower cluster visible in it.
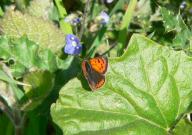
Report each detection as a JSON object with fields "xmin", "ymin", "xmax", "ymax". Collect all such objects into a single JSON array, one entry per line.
[
  {"xmin": 96, "ymin": 11, "xmax": 110, "ymax": 25},
  {"xmin": 64, "ymin": 34, "xmax": 82, "ymax": 55},
  {"xmin": 64, "ymin": 14, "xmax": 81, "ymax": 26}
]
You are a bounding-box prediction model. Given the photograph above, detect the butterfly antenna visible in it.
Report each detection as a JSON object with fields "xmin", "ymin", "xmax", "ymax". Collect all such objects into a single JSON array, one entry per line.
[{"xmin": 101, "ymin": 42, "xmax": 117, "ymax": 56}]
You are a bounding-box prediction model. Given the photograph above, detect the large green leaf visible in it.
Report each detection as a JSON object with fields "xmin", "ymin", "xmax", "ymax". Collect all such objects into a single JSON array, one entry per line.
[
  {"xmin": 51, "ymin": 34, "xmax": 192, "ymax": 135},
  {"xmin": 0, "ymin": 8, "xmax": 65, "ymax": 53}
]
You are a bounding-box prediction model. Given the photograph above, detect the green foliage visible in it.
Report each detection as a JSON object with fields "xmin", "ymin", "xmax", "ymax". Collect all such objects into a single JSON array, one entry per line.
[
  {"xmin": 54, "ymin": 0, "xmax": 73, "ymax": 34},
  {"xmin": 51, "ymin": 34, "xmax": 192, "ymax": 134},
  {"xmin": 0, "ymin": 113, "xmax": 14, "ymax": 135},
  {"xmin": 173, "ymin": 118, "xmax": 192, "ymax": 135},
  {"xmin": 0, "ymin": 63, "xmax": 24, "ymax": 107},
  {"xmin": 117, "ymin": 0, "xmax": 137, "ymax": 56},
  {"xmin": 160, "ymin": 7, "xmax": 192, "ymax": 49},
  {"xmin": 0, "ymin": 36, "xmax": 66, "ymax": 78},
  {"xmin": 0, "ymin": 8, "xmax": 65, "ymax": 53},
  {"xmin": 88, "ymin": 0, "xmax": 137, "ymax": 57},
  {"xmin": 0, "ymin": 34, "xmax": 74, "ymax": 112},
  {"xmin": 1, "ymin": 0, "xmax": 192, "ymax": 134},
  {"xmin": 23, "ymin": 112, "xmax": 49, "ymax": 135}
]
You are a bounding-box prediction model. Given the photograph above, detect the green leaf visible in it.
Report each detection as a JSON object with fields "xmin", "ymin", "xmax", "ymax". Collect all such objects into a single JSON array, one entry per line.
[
  {"xmin": 134, "ymin": 0, "xmax": 152, "ymax": 17},
  {"xmin": 109, "ymin": 0, "xmax": 126, "ymax": 16},
  {"xmin": 0, "ymin": 8, "xmax": 65, "ymax": 53},
  {"xmin": 0, "ymin": 63, "xmax": 24, "ymax": 106},
  {"xmin": 0, "ymin": 78, "xmax": 25, "ymax": 107},
  {"xmin": 54, "ymin": 0, "xmax": 73, "ymax": 34},
  {"xmin": 117, "ymin": 0, "xmax": 137, "ymax": 56},
  {"xmin": 23, "ymin": 112, "xmax": 48, "ymax": 135},
  {"xmin": 0, "ymin": 63, "xmax": 15, "ymax": 84},
  {"xmin": 21, "ymin": 70, "xmax": 54, "ymax": 111},
  {"xmin": 0, "ymin": 81, "xmax": 17, "ymax": 107},
  {"xmin": 0, "ymin": 36, "xmax": 67, "ymax": 78},
  {"xmin": 0, "ymin": 6, "xmax": 4, "ymax": 17},
  {"xmin": 51, "ymin": 34, "xmax": 192, "ymax": 134},
  {"xmin": 160, "ymin": 7, "xmax": 192, "ymax": 49},
  {"xmin": 160, "ymin": 7, "xmax": 180, "ymax": 32},
  {"xmin": 173, "ymin": 118, "xmax": 192, "ymax": 135}
]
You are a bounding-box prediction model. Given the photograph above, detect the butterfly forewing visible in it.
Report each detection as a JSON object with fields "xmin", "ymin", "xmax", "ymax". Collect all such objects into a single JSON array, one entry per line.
[{"xmin": 89, "ymin": 57, "xmax": 108, "ymax": 74}]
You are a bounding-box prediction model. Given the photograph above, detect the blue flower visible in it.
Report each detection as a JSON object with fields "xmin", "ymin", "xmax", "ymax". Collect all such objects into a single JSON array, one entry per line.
[
  {"xmin": 98, "ymin": 11, "xmax": 110, "ymax": 25},
  {"xmin": 64, "ymin": 34, "xmax": 82, "ymax": 55}
]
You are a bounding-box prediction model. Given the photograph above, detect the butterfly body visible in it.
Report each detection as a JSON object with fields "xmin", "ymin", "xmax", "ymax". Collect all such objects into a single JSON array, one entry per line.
[{"xmin": 82, "ymin": 56, "xmax": 108, "ymax": 91}]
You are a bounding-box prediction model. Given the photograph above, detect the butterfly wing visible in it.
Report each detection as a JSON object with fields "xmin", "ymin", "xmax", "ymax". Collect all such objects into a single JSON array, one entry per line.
[
  {"xmin": 82, "ymin": 60, "xmax": 105, "ymax": 91},
  {"xmin": 89, "ymin": 56, "xmax": 108, "ymax": 74}
]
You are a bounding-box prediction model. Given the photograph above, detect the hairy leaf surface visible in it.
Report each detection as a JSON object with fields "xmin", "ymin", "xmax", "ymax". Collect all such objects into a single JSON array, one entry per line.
[{"xmin": 0, "ymin": 8, "xmax": 65, "ymax": 53}]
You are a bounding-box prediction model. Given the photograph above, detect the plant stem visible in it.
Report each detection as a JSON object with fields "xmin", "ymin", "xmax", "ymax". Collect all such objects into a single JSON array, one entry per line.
[
  {"xmin": 79, "ymin": 0, "xmax": 91, "ymax": 40},
  {"xmin": 14, "ymin": 111, "xmax": 26, "ymax": 135},
  {"xmin": 15, "ymin": 125, "xmax": 22, "ymax": 135},
  {"xmin": 0, "ymin": 97, "xmax": 26, "ymax": 135}
]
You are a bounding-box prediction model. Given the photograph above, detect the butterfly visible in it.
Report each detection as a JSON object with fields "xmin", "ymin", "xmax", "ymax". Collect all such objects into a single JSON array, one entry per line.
[{"xmin": 82, "ymin": 56, "xmax": 108, "ymax": 91}]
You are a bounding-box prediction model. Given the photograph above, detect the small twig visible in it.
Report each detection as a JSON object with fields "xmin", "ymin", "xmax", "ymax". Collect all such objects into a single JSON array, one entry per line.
[
  {"xmin": 101, "ymin": 42, "xmax": 117, "ymax": 56},
  {"xmin": 79, "ymin": 0, "xmax": 91, "ymax": 40},
  {"xmin": 14, "ymin": 111, "xmax": 26, "ymax": 135}
]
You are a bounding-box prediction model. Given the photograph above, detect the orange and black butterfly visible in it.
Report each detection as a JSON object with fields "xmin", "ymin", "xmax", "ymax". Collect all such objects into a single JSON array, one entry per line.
[{"xmin": 82, "ymin": 56, "xmax": 108, "ymax": 91}]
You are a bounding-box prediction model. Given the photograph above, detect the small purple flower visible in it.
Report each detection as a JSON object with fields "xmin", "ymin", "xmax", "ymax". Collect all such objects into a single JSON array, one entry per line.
[
  {"xmin": 64, "ymin": 34, "xmax": 82, "ymax": 55},
  {"xmin": 72, "ymin": 18, "xmax": 81, "ymax": 25},
  {"xmin": 64, "ymin": 14, "xmax": 81, "ymax": 26},
  {"xmin": 98, "ymin": 11, "xmax": 110, "ymax": 24}
]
